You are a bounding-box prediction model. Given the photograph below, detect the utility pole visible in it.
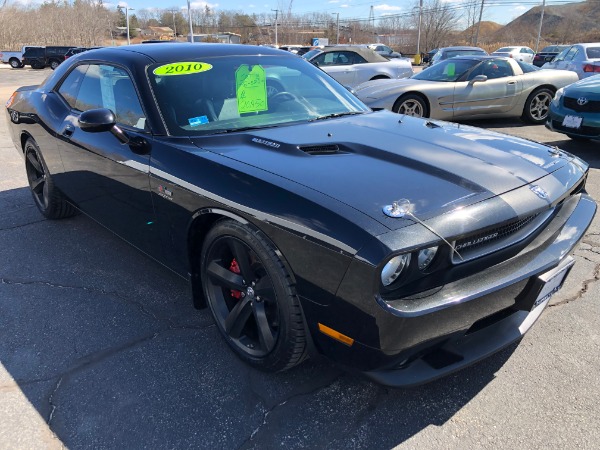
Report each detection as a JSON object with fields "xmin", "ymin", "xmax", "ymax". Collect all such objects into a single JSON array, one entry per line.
[
  {"xmin": 169, "ymin": 9, "xmax": 178, "ymax": 38},
  {"xmin": 271, "ymin": 9, "xmax": 279, "ymax": 46},
  {"xmin": 474, "ymin": 0, "xmax": 485, "ymax": 46},
  {"xmin": 332, "ymin": 12, "xmax": 339, "ymax": 44},
  {"xmin": 535, "ymin": 0, "xmax": 546, "ymax": 53},
  {"xmin": 416, "ymin": 0, "xmax": 423, "ymax": 58},
  {"xmin": 187, "ymin": 0, "xmax": 194, "ymax": 42},
  {"xmin": 125, "ymin": 7, "xmax": 134, "ymax": 45}
]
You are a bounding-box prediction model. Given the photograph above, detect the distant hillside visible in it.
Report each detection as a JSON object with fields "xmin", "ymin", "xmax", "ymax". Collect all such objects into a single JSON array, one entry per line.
[
  {"xmin": 459, "ymin": 20, "xmax": 503, "ymax": 44},
  {"xmin": 492, "ymin": 1, "xmax": 600, "ymax": 44}
]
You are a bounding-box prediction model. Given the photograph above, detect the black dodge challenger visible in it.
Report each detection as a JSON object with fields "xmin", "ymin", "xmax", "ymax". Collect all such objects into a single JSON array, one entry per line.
[{"xmin": 5, "ymin": 43, "xmax": 596, "ymax": 387}]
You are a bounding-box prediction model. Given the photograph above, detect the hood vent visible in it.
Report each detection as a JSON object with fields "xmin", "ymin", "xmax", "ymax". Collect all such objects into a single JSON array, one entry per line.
[{"xmin": 298, "ymin": 144, "xmax": 342, "ymax": 155}]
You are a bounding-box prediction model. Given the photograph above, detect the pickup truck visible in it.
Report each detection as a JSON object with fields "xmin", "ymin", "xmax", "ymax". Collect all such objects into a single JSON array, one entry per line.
[{"xmin": 0, "ymin": 46, "xmax": 42, "ymax": 68}]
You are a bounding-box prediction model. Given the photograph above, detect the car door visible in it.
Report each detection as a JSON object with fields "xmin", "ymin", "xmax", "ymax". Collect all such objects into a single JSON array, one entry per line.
[
  {"xmin": 311, "ymin": 51, "xmax": 357, "ymax": 86},
  {"xmin": 53, "ymin": 63, "xmax": 160, "ymax": 256},
  {"xmin": 452, "ymin": 59, "xmax": 522, "ymax": 119}
]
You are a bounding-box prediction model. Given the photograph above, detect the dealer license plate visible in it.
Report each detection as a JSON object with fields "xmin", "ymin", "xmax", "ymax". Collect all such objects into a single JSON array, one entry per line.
[
  {"xmin": 562, "ymin": 115, "xmax": 583, "ymax": 129},
  {"xmin": 532, "ymin": 257, "xmax": 575, "ymax": 310}
]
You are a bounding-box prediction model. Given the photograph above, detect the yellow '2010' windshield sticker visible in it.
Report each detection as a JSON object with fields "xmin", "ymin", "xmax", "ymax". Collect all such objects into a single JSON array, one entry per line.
[
  {"xmin": 153, "ymin": 62, "xmax": 213, "ymax": 76},
  {"xmin": 235, "ymin": 64, "xmax": 267, "ymax": 114}
]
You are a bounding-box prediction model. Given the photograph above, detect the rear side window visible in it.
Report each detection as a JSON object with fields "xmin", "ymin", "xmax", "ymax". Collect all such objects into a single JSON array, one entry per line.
[
  {"xmin": 586, "ymin": 47, "xmax": 600, "ymax": 59},
  {"xmin": 57, "ymin": 64, "xmax": 88, "ymax": 108}
]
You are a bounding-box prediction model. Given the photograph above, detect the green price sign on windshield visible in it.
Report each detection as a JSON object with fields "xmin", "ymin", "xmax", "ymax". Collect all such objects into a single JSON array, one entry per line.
[{"xmin": 235, "ymin": 65, "xmax": 268, "ymax": 114}]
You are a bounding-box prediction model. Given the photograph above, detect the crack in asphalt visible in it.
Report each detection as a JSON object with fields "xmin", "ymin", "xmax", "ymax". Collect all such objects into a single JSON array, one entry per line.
[
  {"xmin": 47, "ymin": 377, "xmax": 63, "ymax": 426},
  {"xmin": 0, "ymin": 218, "xmax": 47, "ymax": 231},
  {"xmin": 0, "ymin": 277, "xmax": 177, "ymax": 327},
  {"xmin": 32, "ymin": 324, "xmax": 215, "ymax": 426},
  {"xmin": 548, "ymin": 258, "xmax": 600, "ymax": 308},
  {"xmin": 237, "ymin": 374, "xmax": 343, "ymax": 449}
]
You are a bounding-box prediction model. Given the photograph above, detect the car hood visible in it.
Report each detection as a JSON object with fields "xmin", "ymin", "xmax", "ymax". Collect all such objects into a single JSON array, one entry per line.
[
  {"xmin": 566, "ymin": 74, "xmax": 600, "ymax": 95},
  {"xmin": 191, "ymin": 111, "xmax": 573, "ymax": 231},
  {"xmin": 354, "ymin": 78, "xmax": 439, "ymax": 97}
]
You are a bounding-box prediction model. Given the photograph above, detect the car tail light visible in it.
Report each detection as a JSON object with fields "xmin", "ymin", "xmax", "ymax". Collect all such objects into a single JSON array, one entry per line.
[
  {"xmin": 583, "ymin": 64, "xmax": 600, "ymax": 73},
  {"xmin": 509, "ymin": 53, "xmax": 513, "ymax": 58},
  {"xmin": 534, "ymin": 55, "xmax": 541, "ymax": 60}
]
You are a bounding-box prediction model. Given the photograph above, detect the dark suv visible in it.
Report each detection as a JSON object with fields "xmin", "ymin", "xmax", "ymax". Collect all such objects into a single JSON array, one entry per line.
[{"xmin": 22, "ymin": 46, "xmax": 77, "ymax": 69}]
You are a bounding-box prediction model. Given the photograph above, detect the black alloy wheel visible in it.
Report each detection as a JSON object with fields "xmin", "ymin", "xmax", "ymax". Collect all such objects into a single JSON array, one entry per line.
[
  {"xmin": 50, "ymin": 60, "xmax": 60, "ymax": 70},
  {"xmin": 201, "ymin": 220, "xmax": 307, "ymax": 372},
  {"xmin": 24, "ymin": 139, "xmax": 76, "ymax": 219}
]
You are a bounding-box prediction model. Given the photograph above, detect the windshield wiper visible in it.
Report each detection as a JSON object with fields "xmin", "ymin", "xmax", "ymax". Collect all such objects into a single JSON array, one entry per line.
[
  {"xmin": 209, "ymin": 124, "xmax": 280, "ymax": 135},
  {"xmin": 309, "ymin": 111, "xmax": 364, "ymax": 122}
]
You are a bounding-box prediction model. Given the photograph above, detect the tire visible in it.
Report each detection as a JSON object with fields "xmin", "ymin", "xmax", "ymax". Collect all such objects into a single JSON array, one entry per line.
[
  {"xmin": 9, "ymin": 58, "xmax": 22, "ymax": 69},
  {"xmin": 522, "ymin": 87, "xmax": 554, "ymax": 124},
  {"xmin": 49, "ymin": 59, "xmax": 60, "ymax": 70},
  {"xmin": 24, "ymin": 138, "xmax": 77, "ymax": 219},
  {"xmin": 200, "ymin": 220, "xmax": 307, "ymax": 372},
  {"xmin": 392, "ymin": 93, "xmax": 429, "ymax": 117},
  {"xmin": 566, "ymin": 134, "xmax": 590, "ymax": 142}
]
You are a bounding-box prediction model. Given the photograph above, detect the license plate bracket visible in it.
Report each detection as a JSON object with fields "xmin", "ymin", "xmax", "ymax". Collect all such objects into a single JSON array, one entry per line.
[{"xmin": 514, "ymin": 257, "xmax": 575, "ymax": 311}]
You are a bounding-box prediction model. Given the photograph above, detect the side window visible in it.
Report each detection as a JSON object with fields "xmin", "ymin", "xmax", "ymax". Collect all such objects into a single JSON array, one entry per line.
[
  {"xmin": 76, "ymin": 64, "xmax": 146, "ymax": 130},
  {"xmin": 57, "ymin": 65, "xmax": 88, "ymax": 108},
  {"xmin": 481, "ymin": 59, "xmax": 512, "ymax": 79},
  {"xmin": 348, "ymin": 52, "xmax": 367, "ymax": 64},
  {"xmin": 553, "ymin": 47, "xmax": 570, "ymax": 62},
  {"xmin": 564, "ymin": 47, "xmax": 578, "ymax": 61}
]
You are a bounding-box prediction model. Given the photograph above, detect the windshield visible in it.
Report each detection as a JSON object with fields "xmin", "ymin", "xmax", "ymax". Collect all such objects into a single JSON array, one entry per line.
[
  {"xmin": 495, "ymin": 47, "xmax": 517, "ymax": 53},
  {"xmin": 412, "ymin": 59, "xmax": 480, "ymax": 82},
  {"xmin": 148, "ymin": 55, "xmax": 368, "ymax": 136}
]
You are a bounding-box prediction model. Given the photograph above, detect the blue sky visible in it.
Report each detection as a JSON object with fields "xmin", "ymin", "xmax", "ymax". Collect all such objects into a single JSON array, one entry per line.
[{"xmin": 106, "ymin": 0, "xmax": 538, "ymax": 26}]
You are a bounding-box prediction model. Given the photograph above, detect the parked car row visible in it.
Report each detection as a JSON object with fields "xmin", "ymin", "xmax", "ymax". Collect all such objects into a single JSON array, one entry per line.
[
  {"xmin": 5, "ymin": 43, "xmax": 595, "ymax": 387},
  {"xmin": 1, "ymin": 45, "xmax": 101, "ymax": 69}
]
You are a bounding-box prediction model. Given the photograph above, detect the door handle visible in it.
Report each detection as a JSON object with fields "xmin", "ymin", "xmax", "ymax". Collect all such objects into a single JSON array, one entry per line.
[
  {"xmin": 62, "ymin": 124, "xmax": 75, "ymax": 138},
  {"xmin": 507, "ymin": 81, "xmax": 516, "ymax": 85}
]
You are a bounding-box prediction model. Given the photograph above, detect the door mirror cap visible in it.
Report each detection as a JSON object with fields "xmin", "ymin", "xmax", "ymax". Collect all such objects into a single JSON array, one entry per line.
[
  {"xmin": 79, "ymin": 108, "xmax": 116, "ymax": 133},
  {"xmin": 469, "ymin": 74, "xmax": 488, "ymax": 85}
]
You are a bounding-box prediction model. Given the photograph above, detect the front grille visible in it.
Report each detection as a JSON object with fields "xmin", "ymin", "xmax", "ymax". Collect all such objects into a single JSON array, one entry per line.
[
  {"xmin": 551, "ymin": 120, "xmax": 600, "ymax": 137},
  {"xmin": 298, "ymin": 144, "xmax": 342, "ymax": 155},
  {"xmin": 563, "ymin": 97, "xmax": 600, "ymax": 113},
  {"xmin": 452, "ymin": 210, "xmax": 553, "ymax": 263}
]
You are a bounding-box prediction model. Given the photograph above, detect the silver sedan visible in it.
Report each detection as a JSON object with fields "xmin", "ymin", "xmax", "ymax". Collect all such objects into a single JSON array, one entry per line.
[
  {"xmin": 306, "ymin": 46, "xmax": 413, "ymax": 88},
  {"xmin": 355, "ymin": 56, "xmax": 579, "ymax": 123}
]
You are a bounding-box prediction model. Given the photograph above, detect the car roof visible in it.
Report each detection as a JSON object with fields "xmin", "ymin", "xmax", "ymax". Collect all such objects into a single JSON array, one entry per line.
[
  {"xmin": 87, "ymin": 43, "xmax": 289, "ymax": 64},
  {"xmin": 438, "ymin": 55, "xmax": 511, "ymax": 62},
  {"xmin": 314, "ymin": 45, "xmax": 389, "ymax": 63},
  {"xmin": 439, "ymin": 46, "xmax": 486, "ymax": 52}
]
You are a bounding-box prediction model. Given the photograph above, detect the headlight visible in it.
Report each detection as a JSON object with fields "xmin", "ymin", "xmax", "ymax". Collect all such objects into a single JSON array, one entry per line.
[
  {"xmin": 417, "ymin": 246, "xmax": 438, "ymax": 270},
  {"xmin": 553, "ymin": 88, "xmax": 564, "ymax": 106},
  {"xmin": 381, "ymin": 254, "xmax": 411, "ymax": 286}
]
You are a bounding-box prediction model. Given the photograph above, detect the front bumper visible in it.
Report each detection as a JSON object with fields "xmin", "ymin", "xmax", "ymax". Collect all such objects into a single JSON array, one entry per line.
[
  {"xmin": 546, "ymin": 113, "xmax": 600, "ymax": 140},
  {"xmin": 302, "ymin": 193, "xmax": 596, "ymax": 387}
]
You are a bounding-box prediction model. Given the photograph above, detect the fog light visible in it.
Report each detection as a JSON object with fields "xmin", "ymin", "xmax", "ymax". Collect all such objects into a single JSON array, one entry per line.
[
  {"xmin": 418, "ymin": 246, "xmax": 438, "ymax": 270},
  {"xmin": 381, "ymin": 254, "xmax": 411, "ymax": 286}
]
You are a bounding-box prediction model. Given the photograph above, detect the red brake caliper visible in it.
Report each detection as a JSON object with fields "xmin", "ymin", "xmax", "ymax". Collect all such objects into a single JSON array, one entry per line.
[{"xmin": 229, "ymin": 258, "xmax": 242, "ymax": 300}]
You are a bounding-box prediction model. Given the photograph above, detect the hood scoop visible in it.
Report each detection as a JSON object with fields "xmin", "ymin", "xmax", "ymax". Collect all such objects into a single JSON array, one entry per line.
[{"xmin": 298, "ymin": 144, "xmax": 344, "ymax": 155}]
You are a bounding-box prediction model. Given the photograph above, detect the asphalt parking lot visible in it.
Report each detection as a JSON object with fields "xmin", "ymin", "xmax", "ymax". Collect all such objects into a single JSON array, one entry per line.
[{"xmin": 1, "ymin": 65, "xmax": 599, "ymax": 449}]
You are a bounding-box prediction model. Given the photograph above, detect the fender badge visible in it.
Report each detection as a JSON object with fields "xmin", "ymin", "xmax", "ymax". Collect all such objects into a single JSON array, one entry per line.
[
  {"xmin": 157, "ymin": 185, "xmax": 173, "ymax": 200},
  {"xmin": 530, "ymin": 185, "xmax": 548, "ymax": 199}
]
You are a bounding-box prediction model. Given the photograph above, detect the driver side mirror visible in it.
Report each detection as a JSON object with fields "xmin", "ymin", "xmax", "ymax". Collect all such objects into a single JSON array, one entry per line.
[
  {"xmin": 79, "ymin": 108, "xmax": 149, "ymax": 154},
  {"xmin": 468, "ymin": 75, "xmax": 488, "ymax": 85},
  {"xmin": 311, "ymin": 60, "xmax": 320, "ymax": 67}
]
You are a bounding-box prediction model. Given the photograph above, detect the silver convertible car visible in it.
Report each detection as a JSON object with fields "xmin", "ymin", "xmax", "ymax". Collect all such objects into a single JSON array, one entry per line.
[
  {"xmin": 355, "ymin": 56, "xmax": 579, "ymax": 123},
  {"xmin": 304, "ymin": 46, "xmax": 413, "ymax": 88}
]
